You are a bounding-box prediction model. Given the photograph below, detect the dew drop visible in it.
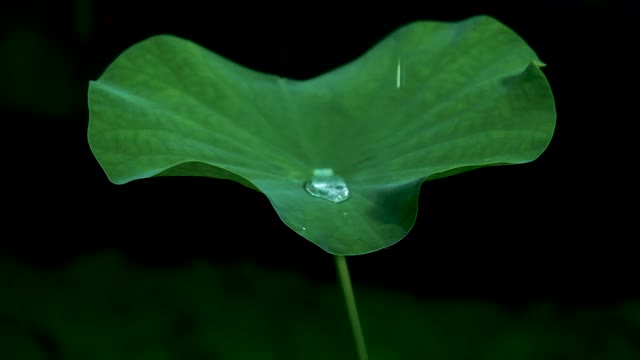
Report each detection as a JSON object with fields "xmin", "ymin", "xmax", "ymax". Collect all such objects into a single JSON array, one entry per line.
[{"xmin": 304, "ymin": 168, "xmax": 350, "ymax": 203}]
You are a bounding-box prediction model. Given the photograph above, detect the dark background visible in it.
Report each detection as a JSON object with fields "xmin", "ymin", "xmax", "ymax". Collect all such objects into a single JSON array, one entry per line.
[{"xmin": 1, "ymin": 0, "xmax": 633, "ymax": 308}]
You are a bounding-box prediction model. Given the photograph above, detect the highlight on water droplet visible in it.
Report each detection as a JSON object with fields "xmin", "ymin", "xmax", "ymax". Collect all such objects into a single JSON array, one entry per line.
[{"xmin": 304, "ymin": 168, "xmax": 350, "ymax": 203}]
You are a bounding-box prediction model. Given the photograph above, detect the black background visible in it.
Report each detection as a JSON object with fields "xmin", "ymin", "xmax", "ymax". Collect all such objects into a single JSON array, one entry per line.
[{"xmin": 1, "ymin": 0, "xmax": 634, "ymax": 307}]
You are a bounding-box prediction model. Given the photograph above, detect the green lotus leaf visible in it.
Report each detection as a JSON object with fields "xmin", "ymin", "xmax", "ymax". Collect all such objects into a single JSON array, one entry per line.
[{"xmin": 88, "ymin": 15, "xmax": 555, "ymax": 255}]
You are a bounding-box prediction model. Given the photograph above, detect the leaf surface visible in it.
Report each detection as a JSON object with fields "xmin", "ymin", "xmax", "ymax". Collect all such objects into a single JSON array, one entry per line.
[{"xmin": 88, "ymin": 15, "xmax": 555, "ymax": 254}]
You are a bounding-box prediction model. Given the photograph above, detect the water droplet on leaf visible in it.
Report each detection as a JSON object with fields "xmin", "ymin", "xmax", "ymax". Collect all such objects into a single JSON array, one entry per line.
[{"xmin": 304, "ymin": 168, "xmax": 350, "ymax": 203}]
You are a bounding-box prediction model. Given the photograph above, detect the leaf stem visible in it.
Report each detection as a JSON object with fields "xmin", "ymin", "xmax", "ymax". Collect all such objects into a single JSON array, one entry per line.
[{"xmin": 335, "ymin": 255, "xmax": 369, "ymax": 360}]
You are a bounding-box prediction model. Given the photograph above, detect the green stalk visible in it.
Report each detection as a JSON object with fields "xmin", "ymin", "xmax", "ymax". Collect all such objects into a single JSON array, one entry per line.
[{"xmin": 335, "ymin": 255, "xmax": 369, "ymax": 360}]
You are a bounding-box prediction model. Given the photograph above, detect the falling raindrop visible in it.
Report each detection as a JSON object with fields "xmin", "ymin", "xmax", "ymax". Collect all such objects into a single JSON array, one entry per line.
[
  {"xmin": 304, "ymin": 168, "xmax": 350, "ymax": 203},
  {"xmin": 395, "ymin": 56, "xmax": 407, "ymax": 89},
  {"xmin": 396, "ymin": 57, "xmax": 402, "ymax": 88}
]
